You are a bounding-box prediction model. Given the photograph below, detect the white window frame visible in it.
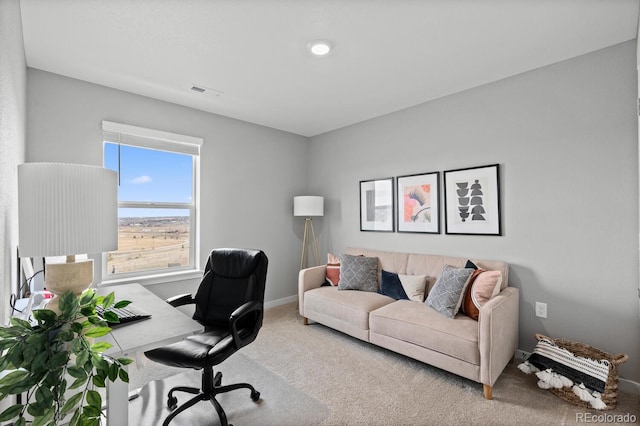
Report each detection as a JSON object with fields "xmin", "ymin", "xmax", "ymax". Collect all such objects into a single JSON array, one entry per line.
[{"xmin": 101, "ymin": 120, "xmax": 202, "ymax": 283}]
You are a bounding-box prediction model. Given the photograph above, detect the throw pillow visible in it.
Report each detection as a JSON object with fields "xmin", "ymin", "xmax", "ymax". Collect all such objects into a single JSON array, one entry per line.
[
  {"xmin": 425, "ymin": 265, "xmax": 474, "ymax": 318},
  {"xmin": 398, "ymin": 273, "xmax": 428, "ymax": 302},
  {"xmin": 325, "ymin": 252, "xmax": 341, "ymax": 286},
  {"xmin": 379, "ymin": 270, "xmax": 409, "ymax": 300},
  {"xmin": 338, "ymin": 254, "xmax": 378, "ymax": 292},
  {"xmin": 461, "ymin": 268, "xmax": 503, "ymax": 321}
]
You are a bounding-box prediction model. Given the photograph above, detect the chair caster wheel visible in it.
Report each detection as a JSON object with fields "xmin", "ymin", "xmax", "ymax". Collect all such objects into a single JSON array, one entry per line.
[
  {"xmin": 251, "ymin": 390, "xmax": 260, "ymax": 402},
  {"xmin": 167, "ymin": 395, "xmax": 178, "ymax": 410}
]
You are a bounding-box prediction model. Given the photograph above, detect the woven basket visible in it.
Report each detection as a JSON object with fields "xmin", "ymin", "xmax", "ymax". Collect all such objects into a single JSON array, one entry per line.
[{"xmin": 534, "ymin": 333, "xmax": 628, "ymax": 410}]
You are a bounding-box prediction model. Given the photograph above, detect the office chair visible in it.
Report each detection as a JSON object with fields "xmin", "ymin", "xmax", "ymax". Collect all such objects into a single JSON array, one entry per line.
[{"xmin": 144, "ymin": 248, "xmax": 268, "ymax": 426}]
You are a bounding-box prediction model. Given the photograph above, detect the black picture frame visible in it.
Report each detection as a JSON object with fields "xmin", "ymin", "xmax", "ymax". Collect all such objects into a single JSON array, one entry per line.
[
  {"xmin": 443, "ymin": 164, "xmax": 501, "ymax": 235},
  {"xmin": 360, "ymin": 177, "xmax": 394, "ymax": 232},
  {"xmin": 396, "ymin": 172, "xmax": 440, "ymax": 234}
]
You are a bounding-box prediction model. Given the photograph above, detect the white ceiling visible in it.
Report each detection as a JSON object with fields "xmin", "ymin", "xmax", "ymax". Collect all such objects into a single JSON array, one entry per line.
[{"xmin": 20, "ymin": 0, "xmax": 639, "ymax": 137}]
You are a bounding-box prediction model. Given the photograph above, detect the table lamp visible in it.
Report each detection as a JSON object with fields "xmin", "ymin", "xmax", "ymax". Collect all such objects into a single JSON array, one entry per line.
[
  {"xmin": 293, "ymin": 196, "xmax": 323, "ymax": 270},
  {"xmin": 18, "ymin": 163, "xmax": 118, "ymax": 312}
]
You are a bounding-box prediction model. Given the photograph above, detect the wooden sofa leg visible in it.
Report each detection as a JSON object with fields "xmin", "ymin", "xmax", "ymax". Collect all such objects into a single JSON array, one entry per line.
[
  {"xmin": 483, "ymin": 384, "xmax": 493, "ymax": 400},
  {"xmin": 303, "ymin": 317, "xmax": 308, "ymax": 325}
]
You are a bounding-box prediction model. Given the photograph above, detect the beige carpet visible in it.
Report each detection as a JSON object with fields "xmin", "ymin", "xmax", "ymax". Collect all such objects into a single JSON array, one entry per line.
[{"xmin": 130, "ymin": 303, "xmax": 639, "ymax": 425}]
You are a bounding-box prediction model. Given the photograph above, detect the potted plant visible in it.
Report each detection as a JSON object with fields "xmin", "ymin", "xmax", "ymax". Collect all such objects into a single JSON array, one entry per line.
[{"xmin": 0, "ymin": 289, "xmax": 134, "ymax": 426}]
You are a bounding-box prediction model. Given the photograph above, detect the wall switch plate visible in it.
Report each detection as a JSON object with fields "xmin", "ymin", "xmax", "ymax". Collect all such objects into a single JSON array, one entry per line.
[{"xmin": 535, "ymin": 302, "xmax": 547, "ymax": 318}]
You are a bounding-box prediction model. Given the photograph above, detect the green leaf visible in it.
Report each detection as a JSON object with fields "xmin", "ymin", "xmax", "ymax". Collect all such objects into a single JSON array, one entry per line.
[
  {"xmin": 82, "ymin": 404, "xmax": 101, "ymax": 418},
  {"xmin": 102, "ymin": 292, "xmax": 115, "ymax": 309},
  {"xmin": 14, "ymin": 416, "xmax": 26, "ymax": 426},
  {"xmin": 67, "ymin": 366, "xmax": 87, "ymax": 379},
  {"xmin": 118, "ymin": 368, "xmax": 129, "ymax": 383},
  {"xmin": 60, "ymin": 392, "xmax": 83, "ymax": 415},
  {"xmin": 79, "ymin": 289, "xmax": 96, "ymax": 305},
  {"xmin": 59, "ymin": 291, "xmax": 79, "ymax": 318},
  {"xmin": 113, "ymin": 300, "xmax": 131, "ymax": 309},
  {"xmin": 56, "ymin": 328, "xmax": 75, "ymax": 342},
  {"xmin": 32, "ymin": 407, "xmax": 55, "ymax": 426},
  {"xmin": 84, "ymin": 326, "xmax": 111, "ymax": 338},
  {"xmin": 69, "ymin": 409, "xmax": 81, "ymax": 426},
  {"xmin": 47, "ymin": 351, "xmax": 69, "ymax": 369},
  {"xmin": 92, "ymin": 375, "xmax": 105, "ymax": 388},
  {"xmin": 75, "ymin": 349, "xmax": 90, "ymax": 368},
  {"xmin": 86, "ymin": 389, "xmax": 102, "ymax": 409},
  {"xmin": 35, "ymin": 386, "xmax": 54, "ymax": 406},
  {"xmin": 71, "ymin": 322, "xmax": 85, "ymax": 334},
  {"xmin": 68, "ymin": 376, "xmax": 88, "ymax": 390},
  {"xmin": 6, "ymin": 343, "xmax": 24, "ymax": 369},
  {"xmin": 9, "ymin": 317, "xmax": 33, "ymax": 330},
  {"xmin": 90, "ymin": 341, "xmax": 112, "ymax": 353},
  {"xmin": 108, "ymin": 363, "xmax": 118, "ymax": 381},
  {"xmin": 32, "ymin": 309, "xmax": 57, "ymax": 323},
  {"xmin": 0, "ymin": 403, "xmax": 23, "ymax": 421},
  {"xmin": 117, "ymin": 357, "xmax": 134, "ymax": 366},
  {"xmin": 0, "ymin": 370, "xmax": 30, "ymax": 387},
  {"xmin": 103, "ymin": 311, "xmax": 119, "ymax": 324}
]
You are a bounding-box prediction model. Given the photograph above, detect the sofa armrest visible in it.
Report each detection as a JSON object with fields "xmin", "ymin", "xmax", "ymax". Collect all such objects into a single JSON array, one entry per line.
[
  {"xmin": 478, "ymin": 287, "xmax": 519, "ymax": 388},
  {"xmin": 298, "ymin": 265, "xmax": 327, "ymax": 316}
]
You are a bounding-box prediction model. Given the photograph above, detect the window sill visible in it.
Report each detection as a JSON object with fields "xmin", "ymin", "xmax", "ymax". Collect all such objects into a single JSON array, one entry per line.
[{"xmin": 99, "ymin": 269, "xmax": 203, "ymax": 288}]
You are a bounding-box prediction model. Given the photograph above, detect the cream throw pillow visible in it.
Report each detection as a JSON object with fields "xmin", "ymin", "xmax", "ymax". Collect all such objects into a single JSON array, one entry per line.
[{"xmin": 398, "ymin": 274, "xmax": 428, "ymax": 302}]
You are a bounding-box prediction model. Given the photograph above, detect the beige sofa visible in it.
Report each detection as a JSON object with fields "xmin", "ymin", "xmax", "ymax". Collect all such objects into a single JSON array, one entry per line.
[{"xmin": 298, "ymin": 247, "xmax": 519, "ymax": 399}]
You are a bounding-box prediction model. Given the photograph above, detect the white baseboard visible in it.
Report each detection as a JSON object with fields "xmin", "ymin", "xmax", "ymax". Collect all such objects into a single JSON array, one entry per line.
[
  {"xmin": 514, "ymin": 348, "xmax": 639, "ymax": 395},
  {"xmin": 264, "ymin": 295, "xmax": 297, "ymax": 310}
]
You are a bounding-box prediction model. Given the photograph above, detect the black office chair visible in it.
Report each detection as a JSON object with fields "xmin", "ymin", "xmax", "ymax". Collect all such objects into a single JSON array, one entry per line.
[{"xmin": 144, "ymin": 248, "xmax": 268, "ymax": 426}]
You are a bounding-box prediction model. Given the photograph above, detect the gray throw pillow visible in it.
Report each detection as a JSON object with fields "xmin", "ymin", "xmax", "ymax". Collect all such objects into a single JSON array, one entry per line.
[
  {"xmin": 338, "ymin": 254, "xmax": 378, "ymax": 292},
  {"xmin": 425, "ymin": 265, "xmax": 474, "ymax": 318}
]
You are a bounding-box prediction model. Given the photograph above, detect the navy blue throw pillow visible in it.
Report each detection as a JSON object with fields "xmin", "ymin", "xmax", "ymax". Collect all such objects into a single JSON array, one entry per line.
[
  {"xmin": 378, "ymin": 270, "xmax": 409, "ymax": 300},
  {"xmin": 465, "ymin": 260, "xmax": 478, "ymax": 270}
]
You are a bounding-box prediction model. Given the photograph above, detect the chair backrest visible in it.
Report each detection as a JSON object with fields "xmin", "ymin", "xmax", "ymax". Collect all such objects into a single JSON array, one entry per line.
[{"xmin": 193, "ymin": 248, "xmax": 268, "ymax": 329}]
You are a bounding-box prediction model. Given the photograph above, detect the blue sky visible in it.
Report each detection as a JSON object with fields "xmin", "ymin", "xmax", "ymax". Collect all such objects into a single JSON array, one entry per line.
[{"xmin": 104, "ymin": 143, "xmax": 192, "ymax": 217}]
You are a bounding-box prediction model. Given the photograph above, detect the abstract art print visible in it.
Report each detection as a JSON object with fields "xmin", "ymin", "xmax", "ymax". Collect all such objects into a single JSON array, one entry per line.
[
  {"xmin": 360, "ymin": 177, "xmax": 394, "ymax": 232},
  {"xmin": 444, "ymin": 164, "xmax": 501, "ymax": 235},
  {"xmin": 396, "ymin": 172, "xmax": 439, "ymax": 233}
]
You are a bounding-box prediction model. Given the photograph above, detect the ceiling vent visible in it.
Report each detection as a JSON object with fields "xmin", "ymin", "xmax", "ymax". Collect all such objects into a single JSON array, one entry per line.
[{"xmin": 191, "ymin": 84, "xmax": 224, "ymax": 97}]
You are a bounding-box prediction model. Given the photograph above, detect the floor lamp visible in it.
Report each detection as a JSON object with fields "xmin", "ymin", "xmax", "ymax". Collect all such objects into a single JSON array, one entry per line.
[
  {"xmin": 294, "ymin": 196, "xmax": 323, "ymax": 270},
  {"xmin": 18, "ymin": 163, "xmax": 118, "ymax": 312}
]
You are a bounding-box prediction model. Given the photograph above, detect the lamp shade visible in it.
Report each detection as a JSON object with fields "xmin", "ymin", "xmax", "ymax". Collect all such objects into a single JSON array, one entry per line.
[
  {"xmin": 293, "ymin": 196, "xmax": 324, "ymax": 217},
  {"xmin": 18, "ymin": 163, "xmax": 118, "ymax": 257}
]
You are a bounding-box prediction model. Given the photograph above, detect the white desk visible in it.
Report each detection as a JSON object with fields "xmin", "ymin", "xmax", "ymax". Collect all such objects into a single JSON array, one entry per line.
[{"xmin": 100, "ymin": 283, "xmax": 203, "ymax": 426}]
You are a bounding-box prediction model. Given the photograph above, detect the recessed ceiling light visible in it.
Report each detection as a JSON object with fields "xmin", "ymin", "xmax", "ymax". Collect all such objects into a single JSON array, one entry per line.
[{"xmin": 308, "ymin": 40, "xmax": 333, "ymax": 56}]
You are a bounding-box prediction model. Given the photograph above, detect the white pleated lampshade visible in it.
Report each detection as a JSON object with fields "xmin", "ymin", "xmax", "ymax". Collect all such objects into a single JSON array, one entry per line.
[
  {"xmin": 293, "ymin": 196, "xmax": 324, "ymax": 217},
  {"xmin": 18, "ymin": 163, "xmax": 118, "ymax": 257}
]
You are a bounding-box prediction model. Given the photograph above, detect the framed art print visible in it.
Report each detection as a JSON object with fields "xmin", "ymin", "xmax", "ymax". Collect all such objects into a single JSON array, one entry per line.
[
  {"xmin": 360, "ymin": 177, "xmax": 394, "ymax": 232},
  {"xmin": 396, "ymin": 172, "xmax": 439, "ymax": 233},
  {"xmin": 444, "ymin": 164, "xmax": 501, "ymax": 235}
]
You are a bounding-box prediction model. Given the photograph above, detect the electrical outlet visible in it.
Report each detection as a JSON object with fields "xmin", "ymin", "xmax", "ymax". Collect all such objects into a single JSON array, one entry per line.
[{"xmin": 535, "ymin": 302, "xmax": 547, "ymax": 318}]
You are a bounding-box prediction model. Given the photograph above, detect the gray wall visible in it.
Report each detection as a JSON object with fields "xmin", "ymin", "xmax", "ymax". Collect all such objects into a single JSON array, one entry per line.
[
  {"xmin": 26, "ymin": 69, "xmax": 309, "ymax": 305},
  {"xmin": 308, "ymin": 41, "xmax": 640, "ymax": 382},
  {"xmin": 0, "ymin": 0, "xmax": 26, "ymax": 324}
]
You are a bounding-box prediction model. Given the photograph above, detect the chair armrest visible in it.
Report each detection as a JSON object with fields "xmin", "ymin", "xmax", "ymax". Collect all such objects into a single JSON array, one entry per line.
[
  {"xmin": 298, "ymin": 265, "xmax": 327, "ymax": 316},
  {"xmin": 478, "ymin": 287, "xmax": 519, "ymax": 387},
  {"xmin": 166, "ymin": 293, "xmax": 195, "ymax": 308},
  {"xmin": 229, "ymin": 300, "xmax": 262, "ymax": 349}
]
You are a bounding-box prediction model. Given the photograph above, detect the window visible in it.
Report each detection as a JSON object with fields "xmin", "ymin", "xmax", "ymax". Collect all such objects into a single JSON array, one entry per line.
[{"xmin": 102, "ymin": 121, "xmax": 201, "ymax": 279}]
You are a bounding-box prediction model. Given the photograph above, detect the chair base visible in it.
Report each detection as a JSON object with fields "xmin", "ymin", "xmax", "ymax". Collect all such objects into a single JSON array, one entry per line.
[{"xmin": 163, "ymin": 368, "xmax": 260, "ymax": 426}]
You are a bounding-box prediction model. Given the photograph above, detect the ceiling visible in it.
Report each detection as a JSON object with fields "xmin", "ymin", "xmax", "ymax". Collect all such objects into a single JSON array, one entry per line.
[{"xmin": 20, "ymin": 0, "xmax": 640, "ymax": 137}]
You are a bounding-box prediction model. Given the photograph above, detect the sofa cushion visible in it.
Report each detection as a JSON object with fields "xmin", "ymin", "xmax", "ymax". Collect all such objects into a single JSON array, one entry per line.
[
  {"xmin": 425, "ymin": 265, "xmax": 474, "ymax": 318},
  {"xmin": 338, "ymin": 254, "xmax": 378, "ymax": 292},
  {"xmin": 369, "ymin": 300, "xmax": 480, "ymax": 365},
  {"xmin": 304, "ymin": 286, "xmax": 394, "ymax": 331}
]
